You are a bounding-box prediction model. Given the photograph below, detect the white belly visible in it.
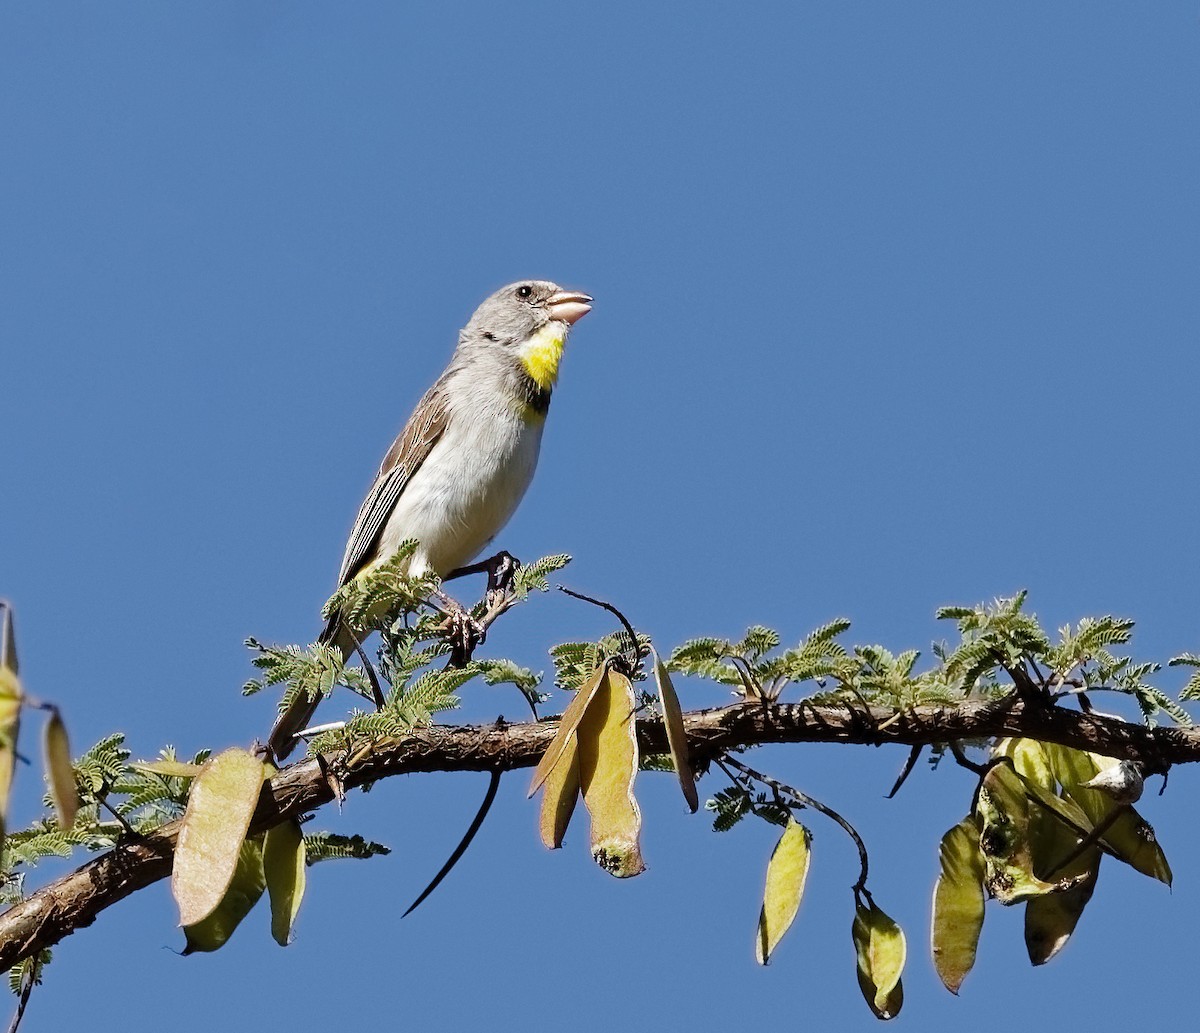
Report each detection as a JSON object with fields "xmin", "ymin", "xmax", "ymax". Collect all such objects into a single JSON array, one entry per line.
[{"xmin": 376, "ymin": 405, "xmax": 544, "ymax": 577}]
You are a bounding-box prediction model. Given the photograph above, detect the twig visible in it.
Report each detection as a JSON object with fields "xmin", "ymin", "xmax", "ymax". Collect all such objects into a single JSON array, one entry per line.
[
  {"xmin": 556, "ymin": 587, "xmax": 644, "ymax": 670},
  {"xmin": 722, "ymin": 755, "xmax": 870, "ymax": 893}
]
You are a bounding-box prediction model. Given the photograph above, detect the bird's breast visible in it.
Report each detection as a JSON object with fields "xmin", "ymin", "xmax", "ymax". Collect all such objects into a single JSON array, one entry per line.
[{"xmin": 378, "ymin": 400, "xmax": 544, "ymax": 577}]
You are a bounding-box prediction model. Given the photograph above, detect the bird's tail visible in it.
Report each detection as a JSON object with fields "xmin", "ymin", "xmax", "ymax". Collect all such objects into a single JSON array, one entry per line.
[{"xmin": 265, "ymin": 614, "xmax": 355, "ymax": 761}]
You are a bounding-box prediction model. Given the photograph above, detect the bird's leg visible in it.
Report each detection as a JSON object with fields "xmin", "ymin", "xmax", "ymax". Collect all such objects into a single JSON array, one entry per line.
[
  {"xmin": 434, "ymin": 553, "xmax": 522, "ymax": 666},
  {"xmin": 445, "ymin": 550, "xmax": 521, "ymax": 609},
  {"xmin": 430, "ymin": 586, "xmax": 487, "ymax": 667}
]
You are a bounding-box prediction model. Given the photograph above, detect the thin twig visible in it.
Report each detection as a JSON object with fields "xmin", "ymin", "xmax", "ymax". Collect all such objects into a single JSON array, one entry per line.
[
  {"xmin": 557, "ymin": 587, "xmax": 644, "ymax": 670},
  {"xmin": 723, "ymin": 755, "xmax": 870, "ymax": 893},
  {"xmin": 948, "ymin": 741, "xmax": 988, "ymax": 776}
]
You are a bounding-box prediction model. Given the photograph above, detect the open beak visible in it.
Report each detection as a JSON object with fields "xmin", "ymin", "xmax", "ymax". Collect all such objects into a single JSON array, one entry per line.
[{"xmin": 547, "ymin": 289, "xmax": 593, "ymax": 326}]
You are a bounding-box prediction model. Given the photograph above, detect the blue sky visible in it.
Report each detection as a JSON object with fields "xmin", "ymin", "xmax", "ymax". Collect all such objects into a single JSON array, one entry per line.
[{"xmin": 2, "ymin": 2, "xmax": 1199, "ymax": 1029}]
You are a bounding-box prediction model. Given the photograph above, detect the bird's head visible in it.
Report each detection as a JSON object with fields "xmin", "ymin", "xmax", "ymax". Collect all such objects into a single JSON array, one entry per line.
[{"xmin": 462, "ymin": 280, "xmax": 592, "ymax": 391}]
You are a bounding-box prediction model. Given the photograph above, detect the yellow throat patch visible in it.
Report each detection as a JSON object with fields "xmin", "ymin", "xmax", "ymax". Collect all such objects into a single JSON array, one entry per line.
[{"xmin": 519, "ymin": 325, "xmax": 566, "ymax": 392}]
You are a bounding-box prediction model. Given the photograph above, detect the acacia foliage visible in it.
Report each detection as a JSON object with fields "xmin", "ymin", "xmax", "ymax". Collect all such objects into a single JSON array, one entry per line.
[{"xmin": 0, "ymin": 576, "xmax": 1194, "ymax": 1023}]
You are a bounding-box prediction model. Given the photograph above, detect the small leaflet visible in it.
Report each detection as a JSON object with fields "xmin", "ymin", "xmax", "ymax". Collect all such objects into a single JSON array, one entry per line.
[
  {"xmin": 931, "ymin": 816, "xmax": 986, "ymax": 994},
  {"xmin": 183, "ymin": 838, "xmax": 267, "ymax": 954},
  {"xmin": 528, "ymin": 661, "xmax": 608, "ymax": 798},
  {"xmin": 653, "ymin": 649, "xmax": 698, "ymax": 813},
  {"xmin": 755, "ymin": 817, "xmax": 810, "ymax": 965},
  {"xmin": 538, "ymin": 738, "xmax": 580, "ymax": 850},
  {"xmin": 173, "ymin": 747, "xmax": 269, "ymax": 927},
  {"xmin": 576, "ymin": 668, "xmax": 645, "ymax": 878},
  {"xmin": 852, "ymin": 897, "xmax": 906, "ymax": 1020},
  {"xmin": 43, "ymin": 708, "xmax": 78, "ymax": 830},
  {"xmin": 264, "ymin": 818, "xmax": 307, "ymax": 946}
]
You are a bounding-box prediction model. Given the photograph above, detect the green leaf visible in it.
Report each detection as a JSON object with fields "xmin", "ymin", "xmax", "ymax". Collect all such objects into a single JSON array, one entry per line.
[{"xmin": 302, "ymin": 832, "xmax": 390, "ymax": 864}]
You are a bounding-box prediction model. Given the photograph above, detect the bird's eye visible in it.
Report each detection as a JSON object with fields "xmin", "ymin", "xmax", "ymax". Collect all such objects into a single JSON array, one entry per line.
[
  {"xmin": 516, "ymin": 285, "xmax": 533, "ymax": 299},
  {"xmin": 483, "ymin": 331, "xmax": 498, "ymax": 342}
]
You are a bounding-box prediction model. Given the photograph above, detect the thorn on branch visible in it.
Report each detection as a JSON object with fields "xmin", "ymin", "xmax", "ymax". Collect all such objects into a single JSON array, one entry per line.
[{"xmin": 885, "ymin": 745, "xmax": 923, "ymax": 798}]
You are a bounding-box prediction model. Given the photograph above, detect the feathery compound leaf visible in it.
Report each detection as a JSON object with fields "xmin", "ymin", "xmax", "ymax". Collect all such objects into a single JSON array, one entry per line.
[
  {"xmin": 707, "ymin": 787, "xmax": 752, "ymax": 832},
  {"xmin": 653, "ymin": 649, "xmax": 697, "ymax": 813},
  {"xmin": 736, "ymin": 625, "xmax": 781, "ymax": 661},
  {"xmin": 512, "ymin": 553, "xmax": 571, "ymax": 595},
  {"xmin": 475, "ymin": 657, "xmax": 542, "ymax": 695},
  {"xmin": 931, "ymin": 816, "xmax": 985, "ymax": 994},
  {"xmin": 1168, "ymin": 654, "xmax": 1200, "ymax": 702},
  {"xmin": 73, "ymin": 733, "xmax": 130, "ymax": 796},
  {"xmin": 576, "ymin": 668, "xmax": 645, "ymax": 878},
  {"xmin": 852, "ymin": 898, "xmax": 906, "ymax": 1020},
  {"xmin": 42, "ymin": 709, "xmax": 78, "ymax": 831},
  {"xmin": 321, "ymin": 539, "xmax": 437, "ymax": 633},
  {"xmin": 245, "ymin": 640, "xmax": 369, "ymax": 708},
  {"xmin": 173, "ymin": 748, "xmax": 268, "ymax": 927},
  {"xmin": 182, "ymin": 838, "xmax": 266, "ymax": 954},
  {"xmin": 302, "ymin": 832, "xmax": 390, "ymax": 864},
  {"xmin": 264, "ymin": 819, "xmax": 306, "ymax": 947},
  {"xmin": 755, "ymin": 817, "xmax": 810, "ymax": 965},
  {"xmin": 7, "ymin": 949, "xmax": 49, "ymax": 999}
]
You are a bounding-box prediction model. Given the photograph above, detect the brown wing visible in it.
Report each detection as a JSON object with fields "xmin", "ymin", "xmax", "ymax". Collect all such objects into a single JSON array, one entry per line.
[{"xmin": 332, "ymin": 376, "xmax": 451, "ymax": 587}]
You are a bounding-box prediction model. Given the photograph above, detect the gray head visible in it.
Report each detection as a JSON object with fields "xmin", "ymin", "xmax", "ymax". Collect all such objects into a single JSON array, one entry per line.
[{"xmin": 460, "ymin": 280, "xmax": 592, "ymax": 349}]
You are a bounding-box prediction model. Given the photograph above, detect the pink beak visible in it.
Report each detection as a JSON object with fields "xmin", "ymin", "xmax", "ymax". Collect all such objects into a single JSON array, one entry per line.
[{"xmin": 547, "ymin": 289, "xmax": 593, "ymax": 325}]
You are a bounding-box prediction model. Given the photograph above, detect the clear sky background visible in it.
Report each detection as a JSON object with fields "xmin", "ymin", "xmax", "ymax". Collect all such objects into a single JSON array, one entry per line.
[{"xmin": 2, "ymin": 3, "xmax": 1198, "ymax": 1030}]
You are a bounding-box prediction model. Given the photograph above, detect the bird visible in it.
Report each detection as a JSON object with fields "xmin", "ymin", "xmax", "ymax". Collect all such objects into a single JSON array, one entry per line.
[{"xmin": 267, "ymin": 280, "xmax": 592, "ymax": 759}]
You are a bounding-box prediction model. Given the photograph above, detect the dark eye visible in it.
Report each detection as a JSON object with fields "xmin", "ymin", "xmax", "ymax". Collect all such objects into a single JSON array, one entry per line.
[
  {"xmin": 483, "ymin": 331, "xmax": 498, "ymax": 342},
  {"xmin": 516, "ymin": 284, "xmax": 533, "ymax": 299}
]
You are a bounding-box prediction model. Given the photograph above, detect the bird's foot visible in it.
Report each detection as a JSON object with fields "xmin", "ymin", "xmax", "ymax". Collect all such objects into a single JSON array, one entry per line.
[
  {"xmin": 447, "ymin": 607, "xmax": 487, "ymax": 667},
  {"xmin": 445, "ymin": 550, "xmax": 522, "ymax": 610},
  {"xmin": 484, "ymin": 550, "xmax": 520, "ymax": 610},
  {"xmin": 431, "ymin": 587, "xmax": 487, "ymax": 666}
]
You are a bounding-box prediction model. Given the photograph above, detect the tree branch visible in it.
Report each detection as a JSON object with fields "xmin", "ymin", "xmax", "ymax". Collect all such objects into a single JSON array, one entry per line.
[{"xmin": 0, "ymin": 694, "xmax": 1194, "ymax": 970}]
